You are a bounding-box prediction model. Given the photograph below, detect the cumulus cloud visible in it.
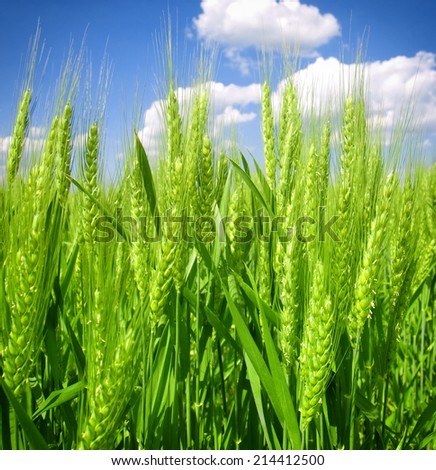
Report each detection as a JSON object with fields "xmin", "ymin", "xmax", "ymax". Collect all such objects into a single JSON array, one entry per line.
[
  {"xmin": 137, "ymin": 101, "xmax": 165, "ymax": 158},
  {"xmin": 223, "ymin": 48, "xmax": 255, "ymax": 76},
  {"xmin": 215, "ymin": 106, "xmax": 257, "ymax": 128},
  {"xmin": 194, "ymin": 1, "xmax": 340, "ymax": 55},
  {"xmin": 273, "ymin": 52, "xmax": 436, "ymax": 137},
  {"xmin": 210, "ymin": 81, "xmax": 262, "ymax": 108},
  {"xmin": 366, "ymin": 52, "xmax": 436, "ymax": 132}
]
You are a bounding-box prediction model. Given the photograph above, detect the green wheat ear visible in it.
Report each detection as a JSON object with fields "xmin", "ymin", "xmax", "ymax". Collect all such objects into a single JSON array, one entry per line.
[
  {"xmin": 348, "ymin": 174, "xmax": 395, "ymax": 347},
  {"xmin": 56, "ymin": 101, "xmax": 73, "ymax": 206},
  {"xmin": 185, "ymin": 92, "xmax": 208, "ymax": 216},
  {"xmin": 3, "ymin": 145, "xmax": 60, "ymax": 396},
  {"xmin": 130, "ymin": 160, "xmax": 150, "ymax": 300},
  {"xmin": 333, "ymin": 97, "xmax": 358, "ymax": 321},
  {"xmin": 277, "ymin": 79, "xmax": 301, "ymax": 214},
  {"xmin": 198, "ymin": 134, "xmax": 214, "ymax": 217},
  {"xmin": 262, "ymin": 81, "xmax": 276, "ymax": 190},
  {"xmin": 299, "ymin": 260, "xmax": 334, "ymax": 429},
  {"xmin": 83, "ymin": 123, "xmax": 100, "ymax": 245},
  {"xmin": 7, "ymin": 89, "xmax": 32, "ymax": 185}
]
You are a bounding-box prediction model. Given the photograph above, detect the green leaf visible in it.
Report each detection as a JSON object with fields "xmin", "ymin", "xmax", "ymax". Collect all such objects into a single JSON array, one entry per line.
[
  {"xmin": 355, "ymin": 391, "xmax": 380, "ymax": 423},
  {"xmin": 418, "ymin": 431, "xmax": 436, "ymax": 449},
  {"xmin": 147, "ymin": 324, "xmax": 173, "ymax": 436},
  {"xmin": 239, "ymin": 151, "xmax": 251, "ymax": 175},
  {"xmin": 32, "ymin": 382, "xmax": 84, "ymax": 420},
  {"xmin": 248, "ymin": 149, "xmax": 273, "ymax": 204},
  {"xmin": 61, "ymin": 242, "xmax": 79, "ymax": 296},
  {"xmin": 236, "ymin": 273, "xmax": 279, "ymax": 327},
  {"xmin": 228, "ymin": 158, "xmax": 273, "ymax": 216},
  {"xmin": 408, "ymin": 260, "xmax": 436, "ymax": 307},
  {"xmin": 245, "ymin": 352, "xmax": 273, "ymax": 449},
  {"xmin": 135, "ymin": 131, "xmax": 160, "ymax": 232},
  {"xmin": 183, "ymin": 286, "xmax": 242, "ymax": 355},
  {"xmin": 407, "ymin": 396, "xmax": 436, "ymax": 448},
  {"xmin": 0, "ymin": 380, "xmax": 11, "ymax": 449},
  {"xmin": 0, "ymin": 377, "xmax": 48, "ymax": 450},
  {"xmin": 244, "ymin": 265, "xmax": 301, "ymax": 448},
  {"xmin": 44, "ymin": 319, "xmax": 62, "ymax": 386},
  {"xmin": 62, "ymin": 311, "xmax": 85, "ymax": 378},
  {"xmin": 259, "ymin": 306, "xmax": 301, "ymax": 449}
]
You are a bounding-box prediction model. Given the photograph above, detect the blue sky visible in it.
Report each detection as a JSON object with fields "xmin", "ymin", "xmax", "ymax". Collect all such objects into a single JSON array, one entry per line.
[{"xmin": 1, "ymin": 0, "xmax": 436, "ymax": 173}]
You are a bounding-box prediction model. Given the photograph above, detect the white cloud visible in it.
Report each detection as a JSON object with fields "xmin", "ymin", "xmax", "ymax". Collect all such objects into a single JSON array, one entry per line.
[
  {"xmin": 223, "ymin": 48, "xmax": 254, "ymax": 76},
  {"xmin": 194, "ymin": 0, "xmax": 340, "ymax": 51},
  {"xmin": 0, "ymin": 136, "xmax": 11, "ymax": 154},
  {"xmin": 366, "ymin": 52, "xmax": 436, "ymax": 132},
  {"xmin": 273, "ymin": 52, "xmax": 436, "ymax": 137},
  {"xmin": 0, "ymin": 138, "xmax": 8, "ymax": 181},
  {"xmin": 137, "ymin": 100, "xmax": 164, "ymax": 159},
  {"xmin": 215, "ymin": 106, "xmax": 257, "ymax": 128},
  {"xmin": 209, "ymin": 81, "xmax": 261, "ymax": 109}
]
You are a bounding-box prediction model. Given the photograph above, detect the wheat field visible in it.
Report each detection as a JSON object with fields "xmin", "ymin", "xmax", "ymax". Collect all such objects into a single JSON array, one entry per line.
[{"xmin": 0, "ymin": 41, "xmax": 435, "ymax": 451}]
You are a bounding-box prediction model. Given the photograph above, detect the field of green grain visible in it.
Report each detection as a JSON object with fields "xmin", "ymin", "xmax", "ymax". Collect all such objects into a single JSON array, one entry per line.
[{"xmin": 0, "ymin": 40, "xmax": 435, "ymax": 450}]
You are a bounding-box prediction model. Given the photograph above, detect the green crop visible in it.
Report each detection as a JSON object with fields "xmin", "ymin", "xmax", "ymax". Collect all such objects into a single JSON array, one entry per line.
[{"xmin": 0, "ymin": 38, "xmax": 435, "ymax": 452}]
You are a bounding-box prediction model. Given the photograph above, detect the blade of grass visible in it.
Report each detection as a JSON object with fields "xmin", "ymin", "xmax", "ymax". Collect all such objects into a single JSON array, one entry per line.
[
  {"xmin": 245, "ymin": 353, "xmax": 274, "ymax": 449},
  {"xmin": 32, "ymin": 382, "xmax": 84, "ymax": 420},
  {"xmin": 406, "ymin": 396, "xmax": 436, "ymax": 448},
  {"xmin": 183, "ymin": 286, "xmax": 242, "ymax": 355},
  {"xmin": 134, "ymin": 130, "xmax": 160, "ymax": 232},
  {"xmin": 0, "ymin": 377, "xmax": 48, "ymax": 450}
]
